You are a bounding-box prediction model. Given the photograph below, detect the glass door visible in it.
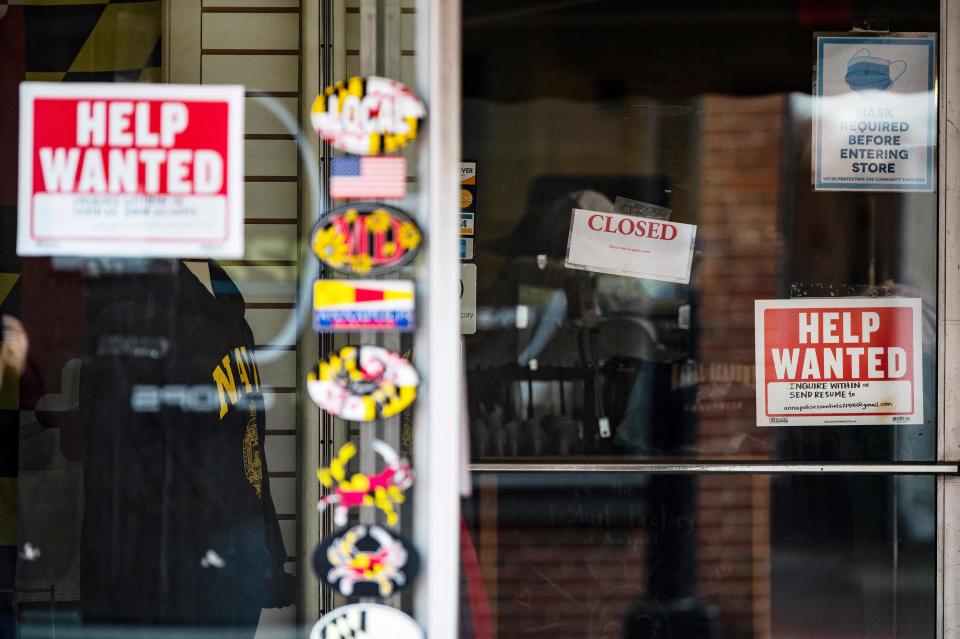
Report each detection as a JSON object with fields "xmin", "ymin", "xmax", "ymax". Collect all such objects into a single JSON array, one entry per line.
[{"xmin": 457, "ymin": 1, "xmax": 954, "ymax": 636}]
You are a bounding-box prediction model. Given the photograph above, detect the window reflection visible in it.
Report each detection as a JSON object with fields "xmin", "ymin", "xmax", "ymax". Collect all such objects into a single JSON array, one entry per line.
[
  {"xmin": 462, "ymin": 0, "xmax": 939, "ymax": 462},
  {"xmin": 462, "ymin": 473, "xmax": 935, "ymax": 638}
]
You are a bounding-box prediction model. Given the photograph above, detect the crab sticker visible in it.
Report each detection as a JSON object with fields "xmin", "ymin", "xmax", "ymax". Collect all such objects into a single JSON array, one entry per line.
[
  {"xmin": 310, "ymin": 76, "xmax": 426, "ymax": 156},
  {"xmin": 307, "ymin": 345, "xmax": 418, "ymax": 421},
  {"xmin": 309, "ymin": 604, "xmax": 424, "ymax": 639},
  {"xmin": 317, "ymin": 439, "xmax": 413, "ymax": 526},
  {"xmin": 313, "ymin": 525, "xmax": 420, "ymax": 598},
  {"xmin": 312, "ymin": 203, "xmax": 422, "ymax": 275}
]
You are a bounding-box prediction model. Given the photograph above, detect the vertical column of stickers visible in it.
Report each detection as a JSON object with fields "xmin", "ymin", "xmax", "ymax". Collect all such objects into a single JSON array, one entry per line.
[{"xmin": 306, "ymin": 75, "xmax": 426, "ymax": 639}]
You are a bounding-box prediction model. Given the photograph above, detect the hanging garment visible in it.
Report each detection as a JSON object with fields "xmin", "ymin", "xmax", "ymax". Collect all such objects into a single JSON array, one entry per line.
[{"xmin": 79, "ymin": 261, "xmax": 294, "ymax": 629}]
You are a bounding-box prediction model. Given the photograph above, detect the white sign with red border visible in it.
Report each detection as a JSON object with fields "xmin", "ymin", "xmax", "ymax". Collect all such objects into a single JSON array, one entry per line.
[
  {"xmin": 18, "ymin": 82, "xmax": 244, "ymax": 258},
  {"xmin": 755, "ymin": 298, "xmax": 923, "ymax": 426},
  {"xmin": 564, "ymin": 208, "xmax": 696, "ymax": 284}
]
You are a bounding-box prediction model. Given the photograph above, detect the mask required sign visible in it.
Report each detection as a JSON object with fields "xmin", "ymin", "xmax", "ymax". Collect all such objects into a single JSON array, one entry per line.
[
  {"xmin": 813, "ymin": 34, "xmax": 936, "ymax": 192},
  {"xmin": 754, "ymin": 298, "xmax": 923, "ymax": 427},
  {"xmin": 17, "ymin": 82, "xmax": 245, "ymax": 258}
]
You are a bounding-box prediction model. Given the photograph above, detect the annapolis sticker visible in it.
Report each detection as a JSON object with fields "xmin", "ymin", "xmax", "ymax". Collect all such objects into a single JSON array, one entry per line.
[
  {"xmin": 313, "ymin": 525, "xmax": 420, "ymax": 598},
  {"xmin": 310, "ymin": 76, "xmax": 426, "ymax": 156},
  {"xmin": 307, "ymin": 345, "xmax": 419, "ymax": 422},
  {"xmin": 313, "ymin": 280, "xmax": 414, "ymax": 332},
  {"xmin": 309, "ymin": 603, "xmax": 424, "ymax": 639},
  {"xmin": 311, "ymin": 203, "xmax": 422, "ymax": 275},
  {"xmin": 755, "ymin": 297, "xmax": 923, "ymax": 426},
  {"xmin": 316, "ymin": 440, "xmax": 413, "ymax": 526}
]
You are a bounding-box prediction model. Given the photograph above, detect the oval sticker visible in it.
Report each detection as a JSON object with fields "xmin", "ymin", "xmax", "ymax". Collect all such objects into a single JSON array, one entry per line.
[
  {"xmin": 312, "ymin": 203, "xmax": 422, "ymax": 275},
  {"xmin": 310, "ymin": 603, "xmax": 423, "ymax": 639},
  {"xmin": 307, "ymin": 345, "xmax": 419, "ymax": 421},
  {"xmin": 310, "ymin": 76, "xmax": 426, "ymax": 155},
  {"xmin": 313, "ymin": 525, "xmax": 420, "ymax": 598}
]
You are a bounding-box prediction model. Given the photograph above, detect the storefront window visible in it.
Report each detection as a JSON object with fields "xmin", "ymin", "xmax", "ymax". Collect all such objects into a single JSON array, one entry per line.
[
  {"xmin": 459, "ymin": 1, "xmax": 942, "ymax": 637},
  {"xmin": 463, "ymin": 473, "xmax": 934, "ymax": 638},
  {"xmin": 461, "ymin": 0, "xmax": 939, "ymax": 463},
  {"xmin": 0, "ymin": 1, "xmax": 445, "ymax": 637},
  {"xmin": 0, "ymin": 0, "xmax": 954, "ymax": 637}
]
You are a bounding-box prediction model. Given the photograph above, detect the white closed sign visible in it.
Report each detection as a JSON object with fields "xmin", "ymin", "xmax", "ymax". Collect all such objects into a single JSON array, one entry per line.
[{"xmin": 564, "ymin": 208, "xmax": 696, "ymax": 284}]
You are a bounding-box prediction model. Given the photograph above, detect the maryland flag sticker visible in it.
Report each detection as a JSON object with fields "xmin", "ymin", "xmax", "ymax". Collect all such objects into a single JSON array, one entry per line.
[{"xmin": 306, "ymin": 345, "xmax": 419, "ymax": 422}]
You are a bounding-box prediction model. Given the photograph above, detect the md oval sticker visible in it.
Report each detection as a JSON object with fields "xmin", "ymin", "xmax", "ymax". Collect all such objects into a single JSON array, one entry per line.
[
  {"xmin": 312, "ymin": 203, "xmax": 422, "ymax": 275},
  {"xmin": 307, "ymin": 345, "xmax": 419, "ymax": 421},
  {"xmin": 310, "ymin": 76, "xmax": 426, "ymax": 155},
  {"xmin": 313, "ymin": 524, "xmax": 420, "ymax": 598},
  {"xmin": 309, "ymin": 603, "xmax": 423, "ymax": 639}
]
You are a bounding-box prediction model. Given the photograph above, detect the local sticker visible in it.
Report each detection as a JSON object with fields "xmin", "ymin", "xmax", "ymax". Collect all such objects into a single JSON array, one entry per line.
[
  {"xmin": 317, "ymin": 439, "xmax": 414, "ymax": 526},
  {"xmin": 313, "ymin": 525, "xmax": 420, "ymax": 598},
  {"xmin": 312, "ymin": 203, "xmax": 422, "ymax": 275},
  {"xmin": 307, "ymin": 345, "xmax": 419, "ymax": 422},
  {"xmin": 313, "ymin": 280, "xmax": 414, "ymax": 332},
  {"xmin": 309, "ymin": 603, "xmax": 424, "ymax": 639},
  {"xmin": 310, "ymin": 76, "xmax": 426, "ymax": 156}
]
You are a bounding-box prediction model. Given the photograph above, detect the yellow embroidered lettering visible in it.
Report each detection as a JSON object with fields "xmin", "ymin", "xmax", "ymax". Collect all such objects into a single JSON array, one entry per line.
[
  {"xmin": 249, "ymin": 352, "xmax": 261, "ymax": 390},
  {"xmin": 212, "ymin": 355, "xmax": 238, "ymax": 419},
  {"xmin": 235, "ymin": 348, "xmax": 253, "ymax": 393}
]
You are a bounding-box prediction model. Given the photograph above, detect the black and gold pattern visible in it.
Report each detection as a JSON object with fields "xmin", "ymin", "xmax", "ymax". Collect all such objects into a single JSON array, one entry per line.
[
  {"xmin": 3, "ymin": 0, "xmax": 161, "ymax": 602},
  {"xmin": 26, "ymin": 0, "xmax": 160, "ymax": 83}
]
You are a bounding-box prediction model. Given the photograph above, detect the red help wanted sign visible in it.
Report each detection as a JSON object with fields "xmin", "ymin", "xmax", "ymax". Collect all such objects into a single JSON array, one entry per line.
[
  {"xmin": 754, "ymin": 298, "xmax": 923, "ymax": 426},
  {"xmin": 17, "ymin": 83, "xmax": 244, "ymax": 258}
]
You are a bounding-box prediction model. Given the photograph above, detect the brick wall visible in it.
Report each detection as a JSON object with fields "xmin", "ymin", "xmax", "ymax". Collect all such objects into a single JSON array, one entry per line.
[
  {"xmin": 491, "ymin": 525, "xmax": 650, "ymax": 638},
  {"xmin": 693, "ymin": 94, "xmax": 786, "ymax": 639}
]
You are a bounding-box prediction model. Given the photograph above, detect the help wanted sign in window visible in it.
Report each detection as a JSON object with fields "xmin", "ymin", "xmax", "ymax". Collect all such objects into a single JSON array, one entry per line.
[
  {"xmin": 17, "ymin": 83, "xmax": 244, "ymax": 258},
  {"xmin": 755, "ymin": 298, "xmax": 923, "ymax": 426}
]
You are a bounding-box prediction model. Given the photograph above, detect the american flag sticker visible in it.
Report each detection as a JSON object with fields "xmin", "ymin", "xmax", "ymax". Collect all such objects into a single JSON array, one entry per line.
[{"xmin": 330, "ymin": 155, "xmax": 407, "ymax": 200}]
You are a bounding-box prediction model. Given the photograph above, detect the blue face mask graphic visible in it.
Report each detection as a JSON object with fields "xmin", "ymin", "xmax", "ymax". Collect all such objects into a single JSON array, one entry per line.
[{"xmin": 844, "ymin": 50, "xmax": 906, "ymax": 92}]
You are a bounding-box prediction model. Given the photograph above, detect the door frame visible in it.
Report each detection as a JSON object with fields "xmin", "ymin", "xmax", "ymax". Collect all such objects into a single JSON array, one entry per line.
[
  {"xmin": 411, "ymin": 0, "xmax": 464, "ymax": 636},
  {"xmin": 937, "ymin": 0, "xmax": 960, "ymax": 635}
]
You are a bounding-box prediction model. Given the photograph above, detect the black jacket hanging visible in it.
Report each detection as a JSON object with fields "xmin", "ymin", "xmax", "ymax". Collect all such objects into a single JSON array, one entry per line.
[{"xmin": 79, "ymin": 261, "xmax": 294, "ymax": 627}]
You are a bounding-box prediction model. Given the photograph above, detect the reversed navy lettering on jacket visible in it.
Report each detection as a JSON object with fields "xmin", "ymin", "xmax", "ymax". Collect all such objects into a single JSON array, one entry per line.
[
  {"xmin": 212, "ymin": 346, "xmax": 265, "ymax": 496},
  {"xmin": 212, "ymin": 346, "xmax": 262, "ymax": 419}
]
